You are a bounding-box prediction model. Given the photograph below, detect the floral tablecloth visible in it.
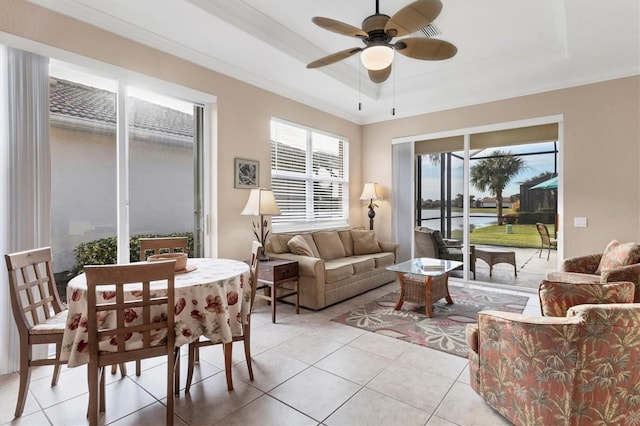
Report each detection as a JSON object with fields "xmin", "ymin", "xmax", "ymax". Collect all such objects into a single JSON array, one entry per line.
[{"xmin": 61, "ymin": 258, "xmax": 250, "ymax": 367}]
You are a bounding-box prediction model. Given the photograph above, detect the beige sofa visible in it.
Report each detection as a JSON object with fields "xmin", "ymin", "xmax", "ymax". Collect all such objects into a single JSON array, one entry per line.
[{"xmin": 265, "ymin": 229, "xmax": 399, "ymax": 310}]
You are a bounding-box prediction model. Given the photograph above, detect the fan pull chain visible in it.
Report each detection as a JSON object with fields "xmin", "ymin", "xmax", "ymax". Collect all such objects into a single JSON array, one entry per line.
[
  {"xmin": 358, "ymin": 62, "xmax": 362, "ymax": 111},
  {"xmin": 392, "ymin": 63, "xmax": 396, "ymax": 116}
]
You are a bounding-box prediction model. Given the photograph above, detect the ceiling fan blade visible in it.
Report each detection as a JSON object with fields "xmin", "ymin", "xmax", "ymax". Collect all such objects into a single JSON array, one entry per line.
[
  {"xmin": 307, "ymin": 47, "xmax": 362, "ymax": 69},
  {"xmin": 368, "ymin": 65, "xmax": 392, "ymax": 83},
  {"xmin": 385, "ymin": 0, "xmax": 443, "ymax": 38},
  {"xmin": 395, "ymin": 37, "xmax": 457, "ymax": 60},
  {"xmin": 312, "ymin": 17, "xmax": 368, "ymax": 38}
]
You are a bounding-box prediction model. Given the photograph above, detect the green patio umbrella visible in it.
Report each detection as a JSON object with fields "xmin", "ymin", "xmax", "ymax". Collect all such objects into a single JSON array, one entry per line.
[{"xmin": 530, "ymin": 176, "xmax": 558, "ymax": 190}]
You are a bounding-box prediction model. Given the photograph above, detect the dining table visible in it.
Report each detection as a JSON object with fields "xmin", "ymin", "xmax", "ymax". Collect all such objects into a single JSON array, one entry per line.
[{"xmin": 60, "ymin": 257, "xmax": 250, "ymax": 367}]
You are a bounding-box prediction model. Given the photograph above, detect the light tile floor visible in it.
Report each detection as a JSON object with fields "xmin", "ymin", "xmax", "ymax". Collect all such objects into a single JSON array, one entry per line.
[{"xmin": 0, "ymin": 281, "xmax": 539, "ymax": 426}]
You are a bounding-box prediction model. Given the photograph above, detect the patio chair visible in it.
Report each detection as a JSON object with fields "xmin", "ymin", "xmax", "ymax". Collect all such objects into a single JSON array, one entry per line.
[
  {"xmin": 535, "ymin": 222, "xmax": 557, "ymax": 260},
  {"xmin": 184, "ymin": 241, "xmax": 260, "ymax": 392},
  {"xmin": 415, "ymin": 227, "xmax": 475, "ymax": 278},
  {"xmin": 85, "ymin": 260, "xmax": 178, "ymax": 426}
]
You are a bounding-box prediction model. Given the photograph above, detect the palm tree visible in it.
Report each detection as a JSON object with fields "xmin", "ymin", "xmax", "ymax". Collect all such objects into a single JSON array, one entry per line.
[{"xmin": 470, "ymin": 150, "xmax": 525, "ymax": 224}]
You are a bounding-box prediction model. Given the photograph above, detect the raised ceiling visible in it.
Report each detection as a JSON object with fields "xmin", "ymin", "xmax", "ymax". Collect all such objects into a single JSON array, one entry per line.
[{"xmin": 29, "ymin": 0, "xmax": 640, "ymax": 124}]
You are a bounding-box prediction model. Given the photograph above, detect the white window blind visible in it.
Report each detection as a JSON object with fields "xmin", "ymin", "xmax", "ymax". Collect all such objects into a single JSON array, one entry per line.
[{"xmin": 271, "ymin": 119, "xmax": 349, "ymax": 232}]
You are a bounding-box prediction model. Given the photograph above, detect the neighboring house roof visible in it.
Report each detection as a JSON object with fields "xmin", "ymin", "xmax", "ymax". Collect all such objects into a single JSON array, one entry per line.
[{"xmin": 49, "ymin": 77, "xmax": 194, "ymax": 140}]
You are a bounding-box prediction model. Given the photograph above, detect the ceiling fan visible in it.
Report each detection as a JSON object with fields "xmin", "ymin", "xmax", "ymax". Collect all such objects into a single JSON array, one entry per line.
[{"xmin": 306, "ymin": 0, "xmax": 457, "ymax": 83}]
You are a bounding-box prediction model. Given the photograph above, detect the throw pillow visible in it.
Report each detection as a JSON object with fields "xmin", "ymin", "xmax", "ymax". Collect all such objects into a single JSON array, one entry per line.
[
  {"xmin": 269, "ymin": 234, "xmax": 293, "ymax": 254},
  {"xmin": 352, "ymin": 229, "xmax": 382, "ymax": 255},
  {"xmin": 287, "ymin": 235, "xmax": 314, "ymax": 257},
  {"xmin": 596, "ymin": 240, "xmax": 640, "ymax": 273},
  {"xmin": 338, "ymin": 229, "xmax": 354, "ymax": 256},
  {"xmin": 312, "ymin": 231, "xmax": 347, "ymax": 261}
]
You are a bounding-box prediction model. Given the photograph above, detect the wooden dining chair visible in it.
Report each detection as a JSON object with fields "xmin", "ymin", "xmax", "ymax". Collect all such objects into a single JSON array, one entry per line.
[
  {"xmin": 119, "ymin": 236, "xmax": 188, "ymax": 377},
  {"xmin": 536, "ymin": 222, "xmax": 558, "ymax": 261},
  {"xmin": 85, "ymin": 260, "xmax": 178, "ymax": 426},
  {"xmin": 184, "ymin": 241, "xmax": 261, "ymax": 392},
  {"xmin": 139, "ymin": 237, "xmax": 188, "ymax": 261},
  {"xmin": 5, "ymin": 247, "xmax": 69, "ymax": 417}
]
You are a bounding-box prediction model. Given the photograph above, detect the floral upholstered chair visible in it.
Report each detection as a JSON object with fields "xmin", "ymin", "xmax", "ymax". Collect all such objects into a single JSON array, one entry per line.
[
  {"xmin": 546, "ymin": 240, "xmax": 640, "ymax": 302},
  {"xmin": 538, "ymin": 279, "xmax": 636, "ymax": 316},
  {"xmin": 466, "ymin": 303, "xmax": 640, "ymax": 425}
]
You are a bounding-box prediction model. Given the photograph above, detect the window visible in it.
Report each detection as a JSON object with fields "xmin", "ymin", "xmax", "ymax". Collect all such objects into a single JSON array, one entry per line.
[{"xmin": 271, "ymin": 118, "xmax": 349, "ymax": 232}]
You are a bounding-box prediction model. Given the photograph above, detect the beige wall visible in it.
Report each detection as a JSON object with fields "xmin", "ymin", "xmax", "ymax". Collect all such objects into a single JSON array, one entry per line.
[
  {"xmin": 0, "ymin": 0, "xmax": 364, "ymax": 261},
  {"xmin": 2, "ymin": 0, "xmax": 638, "ymax": 261},
  {"xmin": 362, "ymin": 76, "xmax": 640, "ymax": 258}
]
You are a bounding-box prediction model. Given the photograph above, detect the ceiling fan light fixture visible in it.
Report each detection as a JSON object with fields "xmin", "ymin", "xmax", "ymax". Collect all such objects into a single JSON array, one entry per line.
[{"xmin": 360, "ymin": 45, "xmax": 394, "ymax": 70}]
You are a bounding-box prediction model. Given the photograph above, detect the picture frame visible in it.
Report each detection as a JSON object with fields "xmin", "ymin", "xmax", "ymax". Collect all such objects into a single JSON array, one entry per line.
[{"xmin": 234, "ymin": 158, "xmax": 259, "ymax": 189}]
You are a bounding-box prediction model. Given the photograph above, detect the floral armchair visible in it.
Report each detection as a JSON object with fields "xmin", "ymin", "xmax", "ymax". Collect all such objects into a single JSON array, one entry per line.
[
  {"xmin": 466, "ymin": 303, "xmax": 640, "ymax": 425},
  {"xmin": 546, "ymin": 240, "xmax": 640, "ymax": 302},
  {"xmin": 538, "ymin": 279, "xmax": 636, "ymax": 316}
]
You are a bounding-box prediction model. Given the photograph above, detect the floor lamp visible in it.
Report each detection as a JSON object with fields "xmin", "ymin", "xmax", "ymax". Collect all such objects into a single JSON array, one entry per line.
[
  {"xmin": 359, "ymin": 182, "xmax": 380, "ymax": 230},
  {"xmin": 241, "ymin": 188, "xmax": 281, "ymax": 261}
]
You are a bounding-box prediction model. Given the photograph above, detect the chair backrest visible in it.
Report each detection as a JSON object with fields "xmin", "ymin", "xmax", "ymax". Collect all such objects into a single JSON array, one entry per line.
[
  {"xmin": 84, "ymin": 260, "xmax": 176, "ymax": 367},
  {"xmin": 248, "ymin": 241, "xmax": 261, "ymax": 311},
  {"xmin": 139, "ymin": 237, "xmax": 188, "ymax": 261},
  {"xmin": 5, "ymin": 247, "xmax": 65, "ymax": 333},
  {"xmin": 536, "ymin": 223, "xmax": 551, "ymax": 245}
]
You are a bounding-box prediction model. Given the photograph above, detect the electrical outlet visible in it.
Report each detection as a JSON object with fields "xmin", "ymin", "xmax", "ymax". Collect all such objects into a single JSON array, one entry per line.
[{"xmin": 574, "ymin": 217, "xmax": 587, "ymax": 227}]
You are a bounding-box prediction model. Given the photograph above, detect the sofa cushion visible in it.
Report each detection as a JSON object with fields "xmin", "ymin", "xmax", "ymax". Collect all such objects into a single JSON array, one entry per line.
[
  {"xmin": 596, "ymin": 240, "xmax": 640, "ymax": 273},
  {"xmin": 352, "ymin": 230, "xmax": 382, "ymax": 255},
  {"xmin": 287, "ymin": 235, "xmax": 315, "ymax": 257},
  {"xmin": 270, "ymin": 234, "xmax": 293, "ymax": 254},
  {"xmin": 350, "ymin": 256, "xmax": 375, "ymax": 274},
  {"xmin": 313, "ymin": 231, "xmax": 347, "ymax": 261},
  {"xmin": 371, "ymin": 252, "xmax": 395, "ymax": 268},
  {"xmin": 324, "ymin": 259, "xmax": 354, "ymax": 283},
  {"xmin": 338, "ymin": 230, "xmax": 354, "ymax": 256}
]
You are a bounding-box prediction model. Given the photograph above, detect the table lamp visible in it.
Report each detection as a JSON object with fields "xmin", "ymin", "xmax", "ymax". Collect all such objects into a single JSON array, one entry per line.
[
  {"xmin": 359, "ymin": 182, "xmax": 380, "ymax": 230},
  {"xmin": 241, "ymin": 188, "xmax": 281, "ymax": 261}
]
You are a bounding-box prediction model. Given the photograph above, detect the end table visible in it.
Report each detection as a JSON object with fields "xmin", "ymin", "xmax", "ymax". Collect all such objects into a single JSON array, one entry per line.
[{"xmin": 255, "ymin": 258, "xmax": 299, "ymax": 323}]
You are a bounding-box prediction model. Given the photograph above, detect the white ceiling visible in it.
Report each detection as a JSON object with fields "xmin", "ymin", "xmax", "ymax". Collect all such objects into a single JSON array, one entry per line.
[{"xmin": 30, "ymin": 0, "xmax": 640, "ymax": 124}]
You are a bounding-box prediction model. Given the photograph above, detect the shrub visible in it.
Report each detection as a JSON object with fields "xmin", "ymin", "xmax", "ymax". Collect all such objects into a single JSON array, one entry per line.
[
  {"xmin": 515, "ymin": 211, "xmax": 555, "ymax": 225},
  {"xmin": 70, "ymin": 232, "xmax": 194, "ymax": 278}
]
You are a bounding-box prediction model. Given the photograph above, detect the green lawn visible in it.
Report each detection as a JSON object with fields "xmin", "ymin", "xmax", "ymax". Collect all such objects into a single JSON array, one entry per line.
[{"xmin": 450, "ymin": 224, "xmax": 555, "ymax": 248}]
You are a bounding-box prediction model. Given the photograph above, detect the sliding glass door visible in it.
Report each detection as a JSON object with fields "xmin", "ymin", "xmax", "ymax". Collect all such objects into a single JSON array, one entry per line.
[
  {"xmin": 50, "ymin": 62, "xmax": 204, "ymax": 290},
  {"xmin": 412, "ymin": 122, "xmax": 560, "ymax": 289}
]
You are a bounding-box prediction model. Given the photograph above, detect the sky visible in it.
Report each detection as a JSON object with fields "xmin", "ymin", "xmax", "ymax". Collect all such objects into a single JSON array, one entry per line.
[{"xmin": 420, "ymin": 141, "xmax": 558, "ymax": 201}]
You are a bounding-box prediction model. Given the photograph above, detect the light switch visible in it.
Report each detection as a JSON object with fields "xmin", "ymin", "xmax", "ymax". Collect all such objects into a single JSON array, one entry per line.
[{"xmin": 574, "ymin": 217, "xmax": 587, "ymax": 227}]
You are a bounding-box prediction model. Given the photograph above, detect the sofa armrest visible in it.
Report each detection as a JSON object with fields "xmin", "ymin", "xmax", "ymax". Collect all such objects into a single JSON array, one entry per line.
[
  {"xmin": 378, "ymin": 241, "xmax": 399, "ymax": 262},
  {"xmin": 561, "ymin": 254, "xmax": 602, "ymax": 273},
  {"xmin": 264, "ymin": 252, "xmax": 325, "ymax": 277},
  {"xmin": 538, "ymin": 280, "xmax": 635, "ymax": 316}
]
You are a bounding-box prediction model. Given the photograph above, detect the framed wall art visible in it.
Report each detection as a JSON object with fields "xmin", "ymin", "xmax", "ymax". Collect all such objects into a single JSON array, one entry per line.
[{"xmin": 234, "ymin": 158, "xmax": 259, "ymax": 189}]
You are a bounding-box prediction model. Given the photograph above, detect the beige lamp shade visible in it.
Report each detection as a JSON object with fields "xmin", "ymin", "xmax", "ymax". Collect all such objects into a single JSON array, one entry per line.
[
  {"xmin": 241, "ymin": 188, "xmax": 281, "ymax": 216},
  {"xmin": 359, "ymin": 182, "xmax": 380, "ymax": 201}
]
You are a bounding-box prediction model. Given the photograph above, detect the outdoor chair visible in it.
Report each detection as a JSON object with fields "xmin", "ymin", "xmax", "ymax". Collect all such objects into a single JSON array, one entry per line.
[
  {"xmin": 535, "ymin": 222, "xmax": 557, "ymax": 260},
  {"xmin": 415, "ymin": 227, "xmax": 476, "ymax": 278},
  {"xmin": 184, "ymin": 241, "xmax": 260, "ymax": 392},
  {"xmin": 85, "ymin": 260, "xmax": 178, "ymax": 426}
]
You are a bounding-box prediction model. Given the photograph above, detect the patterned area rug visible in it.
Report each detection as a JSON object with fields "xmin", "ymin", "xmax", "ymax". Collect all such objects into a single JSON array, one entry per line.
[{"xmin": 331, "ymin": 286, "xmax": 529, "ymax": 358}]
